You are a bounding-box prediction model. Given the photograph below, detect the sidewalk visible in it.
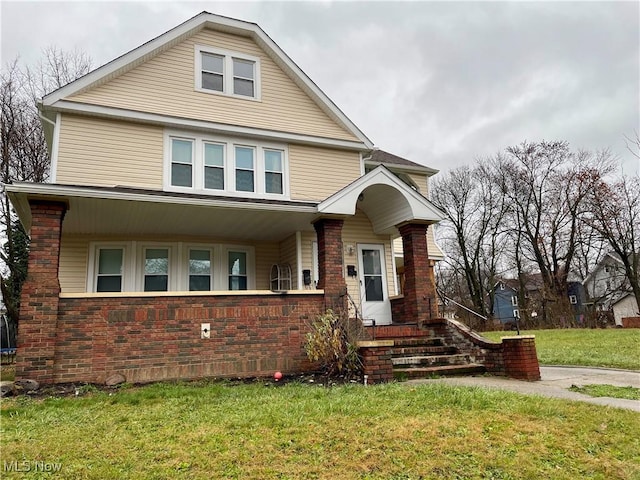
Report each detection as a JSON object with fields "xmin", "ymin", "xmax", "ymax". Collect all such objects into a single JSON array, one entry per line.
[{"xmin": 409, "ymin": 366, "xmax": 640, "ymax": 411}]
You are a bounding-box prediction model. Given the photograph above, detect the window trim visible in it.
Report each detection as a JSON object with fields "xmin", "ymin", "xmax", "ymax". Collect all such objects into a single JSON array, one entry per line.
[
  {"xmin": 511, "ymin": 295, "xmax": 518, "ymax": 307},
  {"xmin": 164, "ymin": 130, "xmax": 290, "ymax": 199},
  {"xmin": 87, "ymin": 242, "xmax": 134, "ymax": 293},
  {"xmin": 194, "ymin": 45, "xmax": 261, "ymax": 101},
  {"xmin": 88, "ymin": 242, "xmax": 255, "ymax": 293},
  {"xmin": 569, "ymin": 295, "xmax": 578, "ymax": 305}
]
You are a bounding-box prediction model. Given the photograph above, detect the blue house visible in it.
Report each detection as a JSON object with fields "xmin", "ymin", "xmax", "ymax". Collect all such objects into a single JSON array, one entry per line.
[{"xmin": 492, "ymin": 281, "xmax": 520, "ymax": 329}]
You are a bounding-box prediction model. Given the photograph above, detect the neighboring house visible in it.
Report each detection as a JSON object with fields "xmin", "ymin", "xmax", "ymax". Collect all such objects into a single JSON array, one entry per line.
[
  {"xmin": 583, "ymin": 252, "xmax": 638, "ymax": 326},
  {"xmin": 491, "ymin": 281, "xmax": 520, "ymax": 329},
  {"xmin": 493, "ymin": 275, "xmax": 588, "ymax": 327},
  {"xmin": 567, "ymin": 281, "xmax": 588, "ymax": 324},
  {"xmin": 7, "ymin": 12, "xmax": 449, "ymax": 385},
  {"xmin": 611, "ymin": 294, "xmax": 640, "ymax": 326}
]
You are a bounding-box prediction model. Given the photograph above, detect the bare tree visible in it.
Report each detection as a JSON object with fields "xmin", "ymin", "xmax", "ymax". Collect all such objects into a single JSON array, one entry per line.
[
  {"xmin": 499, "ymin": 141, "xmax": 614, "ymax": 321},
  {"xmin": 0, "ymin": 49, "xmax": 92, "ymax": 329},
  {"xmin": 431, "ymin": 160, "xmax": 509, "ymax": 323},
  {"xmin": 585, "ymin": 173, "xmax": 640, "ymax": 310}
]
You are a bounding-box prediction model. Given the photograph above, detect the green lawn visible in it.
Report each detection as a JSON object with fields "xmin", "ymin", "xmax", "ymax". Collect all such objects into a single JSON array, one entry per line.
[
  {"xmin": 481, "ymin": 328, "xmax": 640, "ymax": 370},
  {"xmin": 2, "ymin": 381, "xmax": 639, "ymax": 479}
]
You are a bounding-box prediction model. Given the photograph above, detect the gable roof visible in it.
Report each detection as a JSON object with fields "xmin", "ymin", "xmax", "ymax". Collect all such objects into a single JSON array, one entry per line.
[
  {"xmin": 582, "ymin": 251, "xmax": 626, "ymax": 286},
  {"xmin": 365, "ymin": 149, "xmax": 438, "ymax": 175},
  {"xmin": 318, "ymin": 165, "xmax": 445, "ymax": 234},
  {"xmin": 40, "ymin": 11, "xmax": 373, "ymax": 149}
]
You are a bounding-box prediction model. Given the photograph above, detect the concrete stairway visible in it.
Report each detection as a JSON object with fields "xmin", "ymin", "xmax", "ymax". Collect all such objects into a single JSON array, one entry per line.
[{"xmin": 389, "ymin": 336, "xmax": 486, "ymax": 380}]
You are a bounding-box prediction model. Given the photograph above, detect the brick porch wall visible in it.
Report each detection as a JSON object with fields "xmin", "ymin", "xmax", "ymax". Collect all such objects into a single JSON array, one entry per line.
[{"xmin": 44, "ymin": 293, "xmax": 325, "ymax": 384}]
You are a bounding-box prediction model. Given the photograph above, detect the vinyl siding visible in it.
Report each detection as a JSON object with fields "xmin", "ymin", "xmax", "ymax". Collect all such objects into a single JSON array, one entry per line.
[
  {"xmin": 407, "ymin": 172, "xmax": 429, "ymax": 194},
  {"xmin": 59, "ymin": 235, "xmax": 89, "ymax": 293},
  {"xmin": 68, "ymin": 29, "xmax": 358, "ymax": 142},
  {"xmin": 289, "ymin": 144, "xmax": 361, "ymax": 201},
  {"xmin": 343, "ymin": 210, "xmax": 395, "ymax": 303},
  {"xmin": 255, "ymin": 243, "xmax": 279, "ymax": 290},
  {"xmin": 276, "ymin": 234, "xmax": 296, "ymax": 290},
  {"xmin": 56, "ymin": 114, "xmax": 163, "ymax": 188}
]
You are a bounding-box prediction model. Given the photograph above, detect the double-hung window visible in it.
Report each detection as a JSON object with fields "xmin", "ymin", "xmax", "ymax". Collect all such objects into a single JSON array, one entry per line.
[
  {"xmin": 204, "ymin": 142, "xmax": 225, "ymax": 190},
  {"xmin": 196, "ymin": 46, "xmax": 260, "ymax": 100},
  {"xmin": 235, "ymin": 146, "xmax": 255, "ymax": 192},
  {"xmin": 228, "ymin": 251, "xmax": 248, "ymax": 290},
  {"xmin": 144, "ymin": 248, "xmax": 169, "ymax": 292},
  {"xmin": 264, "ymin": 149, "xmax": 283, "ymax": 194},
  {"xmin": 233, "ymin": 58, "xmax": 255, "ymax": 97},
  {"xmin": 90, "ymin": 243, "xmax": 254, "ymax": 293},
  {"xmin": 201, "ymin": 53, "xmax": 224, "ymax": 92},
  {"xmin": 165, "ymin": 131, "xmax": 287, "ymax": 198},
  {"xmin": 96, "ymin": 248, "xmax": 124, "ymax": 292},
  {"xmin": 171, "ymin": 138, "xmax": 193, "ymax": 188},
  {"xmin": 189, "ymin": 249, "xmax": 213, "ymax": 291}
]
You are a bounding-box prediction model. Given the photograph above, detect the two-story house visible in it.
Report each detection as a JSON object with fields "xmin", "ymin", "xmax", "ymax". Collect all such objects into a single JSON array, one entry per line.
[
  {"xmin": 583, "ymin": 252, "xmax": 639, "ymax": 326},
  {"xmin": 7, "ymin": 12, "xmax": 540, "ymax": 385}
]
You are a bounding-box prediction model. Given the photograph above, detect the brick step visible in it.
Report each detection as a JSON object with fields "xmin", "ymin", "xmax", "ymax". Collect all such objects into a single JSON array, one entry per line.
[
  {"xmin": 393, "ymin": 364, "xmax": 486, "ymax": 379},
  {"xmin": 388, "ymin": 337, "xmax": 445, "ymax": 347},
  {"xmin": 390, "ymin": 345, "xmax": 457, "ymax": 357},
  {"xmin": 391, "ymin": 354, "xmax": 471, "ymax": 368}
]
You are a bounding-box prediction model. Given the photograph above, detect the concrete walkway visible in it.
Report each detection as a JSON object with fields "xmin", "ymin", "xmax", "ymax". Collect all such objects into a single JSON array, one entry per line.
[{"xmin": 409, "ymin": 366, "xmax": 640, "ymax": 411}]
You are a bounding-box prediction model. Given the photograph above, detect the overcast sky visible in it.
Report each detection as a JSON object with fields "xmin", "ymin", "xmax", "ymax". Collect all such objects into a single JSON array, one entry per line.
[{"xmin": 2, "ymin": 1, "xmax": 638, "ymax": 175}]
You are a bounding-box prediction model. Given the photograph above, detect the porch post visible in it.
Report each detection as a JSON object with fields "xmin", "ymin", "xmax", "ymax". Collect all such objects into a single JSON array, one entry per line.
[
  {"xmin": 16, "ymin": 200, "xmax": 67, "ymax": 384},
  {"xmin": 313, "ymin": 218, "xmax": 348, "ymax": 314},
  {"xmin": 398, "ymin": 223, "xmax": 437, "ymax": 324}
]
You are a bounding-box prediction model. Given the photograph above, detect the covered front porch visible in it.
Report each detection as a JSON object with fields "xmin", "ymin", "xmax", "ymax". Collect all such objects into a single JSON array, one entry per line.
[{"xmin": 8, "ymin": 166, "xmax": 451, "ymax": 384}]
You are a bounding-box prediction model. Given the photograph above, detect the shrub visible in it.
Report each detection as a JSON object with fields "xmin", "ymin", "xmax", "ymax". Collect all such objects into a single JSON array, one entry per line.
[{"xmin": 304, "ymin": 309, "xmax": 363, "ymax": 377}]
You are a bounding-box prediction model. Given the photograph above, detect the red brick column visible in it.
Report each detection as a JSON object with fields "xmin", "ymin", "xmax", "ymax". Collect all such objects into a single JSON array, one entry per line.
[
  {"xmin": 502, "ymin": 336, "xmax": 541, "ymax": 381},
  {"xmin": 313, "ymin": 218, "xmax": 347, "ymax": 313},
  {"xmin": 358, "ymin": 340, "xmax": 394, "ymax": 384},
  {"xmin": 398, "ymin": 223, "xmax": 436, "ymax": 324},
  {"xmin": 15, "ymin": 200, "xmax": 67, "ymax": 384}
]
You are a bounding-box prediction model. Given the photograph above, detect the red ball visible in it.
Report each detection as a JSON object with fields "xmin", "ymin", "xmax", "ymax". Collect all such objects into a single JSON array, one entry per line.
[{"xmin": 274, "ymin": 371, "xmax": 283, "ymax": 381}]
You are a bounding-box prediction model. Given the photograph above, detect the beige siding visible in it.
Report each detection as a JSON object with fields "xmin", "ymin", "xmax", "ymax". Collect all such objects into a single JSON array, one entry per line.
[
  {"xmin": 392, "ymin": 229, "xmax": 444, "ymax": 261},
  {"xmin": 343, "ymin": 210, "xmax": 395, "ymax": 301},
  {"xmin": 407, "ymin": 172, "xmax": 429, "ymax": 194},
  {"xmin": 300, "ymin": 231, "xmax": 317, "ymax": 285},
  {"xmin": 59, "ymin": 235, "xmax": 89, "ymax": 293},
  {"xmin": 68, "ymin": 29, "xmax": 358, "ymax": 142},
  {"xmin": 56, "ymin": 114, "xmax": 163, "ymax": 188},
  {"xmin": 278, "ymin": 234, "xmax": 298, "ymax": 290},
  {"xmin": 255, "ymin": 243, "xmax": 279, "ymax": 290},
  {"xmin": 289, "ymin": 145, "xmax": 361, "ymax": 201}
]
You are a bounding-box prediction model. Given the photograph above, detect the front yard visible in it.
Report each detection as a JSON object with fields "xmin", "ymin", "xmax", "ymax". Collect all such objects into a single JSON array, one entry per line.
[
  {"xmin": 481, "ymin": 328, "xmax": 640, "ymax": 370},
  {"xmin": 2, "ymin": 380, "xmax": 639, "ymax": 479}
]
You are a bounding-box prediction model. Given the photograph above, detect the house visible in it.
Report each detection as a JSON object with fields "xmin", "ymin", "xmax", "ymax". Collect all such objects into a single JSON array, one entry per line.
[
  {"xmin": 583, "ymin": 252, "xmax": 638, "ymax": 326},
  {"xmin": 491, "ymin": 280, "xmax": 520, "ymax": 329},
  {"xmin": 7, "ymin": 12, "xmax": 539, "ymax": 385}
]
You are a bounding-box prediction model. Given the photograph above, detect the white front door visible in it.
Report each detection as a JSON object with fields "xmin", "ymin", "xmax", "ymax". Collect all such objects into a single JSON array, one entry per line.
[{"xmin": 357, "ymin": 244, "xmax": 392, "ymax": 325}]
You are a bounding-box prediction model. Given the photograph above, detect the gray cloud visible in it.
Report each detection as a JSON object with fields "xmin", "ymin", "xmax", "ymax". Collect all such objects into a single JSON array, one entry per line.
[{"xmin": 2, "ymin": 1, "xmax": 638, "ymax": 174}]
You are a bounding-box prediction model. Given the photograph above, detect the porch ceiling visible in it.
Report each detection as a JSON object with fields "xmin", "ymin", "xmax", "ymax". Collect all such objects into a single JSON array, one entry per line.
[{"xmin": 7, "ymin": 183, "xmax": 320, "ymax": 241}]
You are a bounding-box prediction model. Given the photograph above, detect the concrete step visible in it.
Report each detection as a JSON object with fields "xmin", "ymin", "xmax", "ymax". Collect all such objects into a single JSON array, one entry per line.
[
  {"xmin": 390, "ymin": 337, "xmax": 445, "ymax": 348},
  {"xmin": 394, "ymin": 364, "xmax": 486, "ymax": 379},
  {"xmin": 391, "ymin": 354, "xmax": 471, "ymax": 367},
  {"xmin": 390, "ymin": 345, "xmax": 457, "ymax": 357}
]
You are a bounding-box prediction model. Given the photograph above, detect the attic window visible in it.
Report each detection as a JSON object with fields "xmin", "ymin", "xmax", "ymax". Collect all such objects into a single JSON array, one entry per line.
[{"xmin": 195, "ymin": 45, "xmax": 260, "ymax": 100}]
